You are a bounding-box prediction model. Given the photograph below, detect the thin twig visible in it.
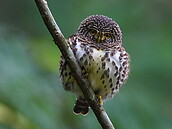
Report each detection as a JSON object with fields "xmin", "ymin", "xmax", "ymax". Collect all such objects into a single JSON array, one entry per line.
[{"xmin": 34, "ymin": 0, "xmax": 115, "ymax": 128}]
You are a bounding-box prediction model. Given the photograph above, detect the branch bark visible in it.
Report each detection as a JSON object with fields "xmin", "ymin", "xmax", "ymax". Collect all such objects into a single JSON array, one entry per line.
[{"xmin": 34, "ymin": 0, "xmax": 115, "ymax": 129}]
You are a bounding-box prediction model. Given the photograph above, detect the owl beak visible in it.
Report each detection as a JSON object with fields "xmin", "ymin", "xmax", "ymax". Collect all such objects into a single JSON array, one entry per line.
[
  {"xmin": 97, "ymin": 36, "xmax": 101, "ymax": 43},
  {"xmin": 95, "ymin": 32, "xmax": 103, "ymax": 43}
]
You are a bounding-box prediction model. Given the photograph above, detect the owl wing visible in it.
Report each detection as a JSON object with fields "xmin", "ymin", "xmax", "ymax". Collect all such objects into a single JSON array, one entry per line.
[
  {"xmin": 117, "ymin": 46, "xmax": 130, "ymax": 87},
  {"xmin": 59, "ymin": 35, "xmax": 77, "ymax": 91},
  {"xmin": 59, "ymin": 34, "xmax": 84, "ymax": 92}
]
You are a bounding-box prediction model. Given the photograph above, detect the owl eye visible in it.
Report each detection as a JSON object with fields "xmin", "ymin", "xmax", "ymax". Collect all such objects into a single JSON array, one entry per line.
[
  {"xmin": 104, "ymin": 33, "xmax": 111, "ymax": 39},
  {"xmin": 89, "ymin": 29, "xmax": 97, "ymax": 35}
]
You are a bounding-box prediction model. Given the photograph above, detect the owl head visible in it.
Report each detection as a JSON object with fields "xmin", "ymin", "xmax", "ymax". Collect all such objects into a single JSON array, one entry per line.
[{"xmin": 77, "ymin": 15, "xmax": 122, "ymax": 44}]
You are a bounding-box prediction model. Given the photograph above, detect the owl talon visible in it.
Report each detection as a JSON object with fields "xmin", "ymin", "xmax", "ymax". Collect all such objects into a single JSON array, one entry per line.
[
  {"xmin": 96, "ymin": 95, "xmax": 103, "ymax": 106},
  {"xmin": 82, "ymin": 70, "xmax": 88, "ymax": 78}
]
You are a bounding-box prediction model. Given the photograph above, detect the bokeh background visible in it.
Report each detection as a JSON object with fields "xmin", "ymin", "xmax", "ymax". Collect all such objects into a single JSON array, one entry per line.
[{"xmin": 0, "ymin": 0, "xmax": 172, "ymax": 129}]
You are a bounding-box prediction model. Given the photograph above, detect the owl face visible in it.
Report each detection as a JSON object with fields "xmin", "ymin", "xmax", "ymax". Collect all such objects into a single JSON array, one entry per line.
[{"xmin": 77, "ymin": 15, "xmax": 122, "ymax": 44}]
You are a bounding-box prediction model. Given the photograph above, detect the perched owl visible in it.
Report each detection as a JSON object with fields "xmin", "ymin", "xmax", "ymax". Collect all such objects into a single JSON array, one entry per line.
[{"xmin": 59, "ymin": 15, "xmax": 130, "ymax": 115}]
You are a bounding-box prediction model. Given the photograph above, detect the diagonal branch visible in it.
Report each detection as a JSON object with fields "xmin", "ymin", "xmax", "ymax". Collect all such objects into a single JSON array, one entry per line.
[{"xmin": 34, "ymin": 0, "xmax": 115, "ymax": 129}]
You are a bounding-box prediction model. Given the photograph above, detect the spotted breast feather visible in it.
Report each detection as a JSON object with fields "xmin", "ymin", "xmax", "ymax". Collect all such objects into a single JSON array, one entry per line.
[{"xmin": 59, "ymin": 34, "xmax": 129, "ymax": 115}]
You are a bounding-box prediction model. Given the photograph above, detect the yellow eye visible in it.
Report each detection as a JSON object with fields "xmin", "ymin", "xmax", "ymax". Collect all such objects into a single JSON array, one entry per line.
[
  {"xmin": 89, "ymin": 29, "xmax": 97, "ymax": 35},
  {"xmin": 104, "ymin": 33, "xmax": 111, "ymax": 39}
]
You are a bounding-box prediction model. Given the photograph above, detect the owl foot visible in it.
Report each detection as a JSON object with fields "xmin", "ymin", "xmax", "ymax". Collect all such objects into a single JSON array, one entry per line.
[
  {"xmin": 82, "ymin": 69, "xmax": 88, "ymax": 78},
  {"xmin": 96, "ymin": 95, "xmax": 103, "ymax": 106}
]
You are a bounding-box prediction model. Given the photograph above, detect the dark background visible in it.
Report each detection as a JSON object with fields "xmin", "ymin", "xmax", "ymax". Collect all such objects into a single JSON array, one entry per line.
[{"xmin": 0, "ymin": 0, "xmax": 172, "ymax": 129}]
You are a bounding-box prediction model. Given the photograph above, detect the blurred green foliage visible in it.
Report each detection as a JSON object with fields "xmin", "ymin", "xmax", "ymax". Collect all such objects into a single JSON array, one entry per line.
[{"xmin": 0, "ymin": 0, "xmax": 172, "ymax": 129}]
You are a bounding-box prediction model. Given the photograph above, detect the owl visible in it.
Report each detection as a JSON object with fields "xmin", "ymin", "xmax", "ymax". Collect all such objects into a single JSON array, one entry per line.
[{"xmin": 59, "ymin": 15, "xmax": 130, "ymax": 115}]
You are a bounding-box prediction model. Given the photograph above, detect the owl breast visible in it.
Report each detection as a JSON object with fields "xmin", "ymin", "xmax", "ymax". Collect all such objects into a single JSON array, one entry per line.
[{"xmin": 59, "ymin": 35, "xmax": 129, "ymax": 100}]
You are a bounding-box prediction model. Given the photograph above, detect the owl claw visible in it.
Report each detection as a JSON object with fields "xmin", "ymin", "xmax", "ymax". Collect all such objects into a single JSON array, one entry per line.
[
  {"xmin": 82, "ymin": 69, "xmax": 88, "ymax": 78},
  {"xmin": 96, "ymin": 95, "xmax": 103, "ymax": 106}
]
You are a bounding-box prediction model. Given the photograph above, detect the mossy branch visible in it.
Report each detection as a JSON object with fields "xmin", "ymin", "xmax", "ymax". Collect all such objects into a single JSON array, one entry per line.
[{"xmin": 34, "ymin": 0, "xmax": 115, "ymax": 128}]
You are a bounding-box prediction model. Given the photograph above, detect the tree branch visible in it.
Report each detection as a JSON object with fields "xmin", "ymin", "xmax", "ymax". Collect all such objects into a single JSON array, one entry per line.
[{"xmin": 34, "ymin": 0, "xmax": 115, "ymax": 129}]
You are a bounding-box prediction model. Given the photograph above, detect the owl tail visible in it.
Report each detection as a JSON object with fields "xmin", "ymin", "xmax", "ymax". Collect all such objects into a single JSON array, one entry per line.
[{"xmin": 73, "ymin": 97, "xmax": 89, "ymax": 116}]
